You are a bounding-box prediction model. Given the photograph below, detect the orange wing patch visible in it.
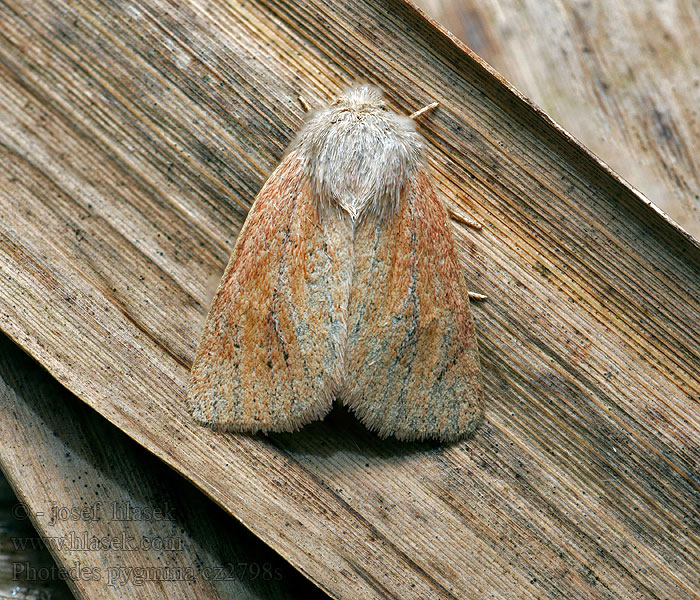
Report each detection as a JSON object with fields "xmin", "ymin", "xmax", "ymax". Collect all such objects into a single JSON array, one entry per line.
[
  {"xmin": 188, "ymin": 152, "xmax": 353, "ymax": 433},
  {"xmin": 341, "ymin": 165, "xmax": 483, "ymax": 441}
]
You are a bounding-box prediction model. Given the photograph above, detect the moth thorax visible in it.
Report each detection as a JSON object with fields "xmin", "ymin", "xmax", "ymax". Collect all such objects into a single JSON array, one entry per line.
[{"xmin": 300, "ymin": 116, "xmax": 423, "ymax": 221}]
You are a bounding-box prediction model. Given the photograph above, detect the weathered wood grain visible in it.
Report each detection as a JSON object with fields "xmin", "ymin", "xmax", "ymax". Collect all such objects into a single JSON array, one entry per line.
[
  {"xmin": 415, "ymin": 0, "xmax": 700, "ymax": 237},
  {"xmin": 0, "ymin": 334, "xmax": 327, "ymax": 600},
  {"xmin": 0, "ymin": 0, "xmax": 698, "ymax": 598}
]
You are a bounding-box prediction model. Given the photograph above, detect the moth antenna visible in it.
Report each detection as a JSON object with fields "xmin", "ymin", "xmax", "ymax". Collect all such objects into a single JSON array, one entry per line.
[
  {"xmin": 409, "ymin": 100, "xmax": 483, "ymax": 232},
  {"xmin": 468, "ymin": 291, "xmax": 488, "ymax": 301},
  {"xmin": 409, "ymin": 101, "xmax": 439, "ymax": 120},
  {"xmin": 408, "ymin": 99, "xmax": 483, "ymax": 232}
]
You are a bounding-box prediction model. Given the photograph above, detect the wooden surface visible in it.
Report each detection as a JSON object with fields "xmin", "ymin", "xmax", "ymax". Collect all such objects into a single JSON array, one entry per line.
[
  {"xmin": 0, "ymin": 335, "xmax": 327, "ymax": 600},
  {"xmin": 0, "ymin": 0, "xmax": 698, "ymax": 598},
  {"xmin": 415, "ymin": 0, "xmax": 700, "ymax": 238}
]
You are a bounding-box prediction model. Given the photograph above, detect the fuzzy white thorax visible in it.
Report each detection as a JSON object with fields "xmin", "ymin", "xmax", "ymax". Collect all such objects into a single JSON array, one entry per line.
[{"xmin": 294, "ymin": 85, "xmax": 425, "ymax": 221}]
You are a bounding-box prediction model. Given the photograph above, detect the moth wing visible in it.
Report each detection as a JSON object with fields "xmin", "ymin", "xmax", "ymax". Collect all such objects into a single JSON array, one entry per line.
[
  {"xmin": 343, "ymin": 165, "xmax": 484, "ymax": 441},
  {"xmin": 188, "ymin": 152, "xmax": 353, "ymax": 433}
]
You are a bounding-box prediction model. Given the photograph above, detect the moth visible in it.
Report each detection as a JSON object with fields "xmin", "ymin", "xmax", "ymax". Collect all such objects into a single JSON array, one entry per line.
[{"xmin": 188, "ymin": 85, "xmax": 484, "ymax": 441}]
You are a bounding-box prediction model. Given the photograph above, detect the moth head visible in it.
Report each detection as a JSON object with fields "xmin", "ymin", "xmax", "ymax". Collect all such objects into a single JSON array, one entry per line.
[
  {"xmin": 331, "ymin": 84, "xmax": 390, "ymax": 114},
  {"xmin": 303, "ymin": 84, "xmax": 421, "ymax": 143}
]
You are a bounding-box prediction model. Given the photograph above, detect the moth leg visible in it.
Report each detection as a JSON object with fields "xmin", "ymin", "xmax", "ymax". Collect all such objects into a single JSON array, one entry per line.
[
  {"xmin": 447, "ymin": 207, "xmax": 483, "ymax": 230},
  {"xmin": 298, "ymin": 95, "xmax": 311, "ymax": 112},
  {"xmin": 409, "ymin": 101, "xmax": 439, "ymax": 120},
  {"xmin": 468, "ymin": 291, "xmax": 488, "ymax": 301}
]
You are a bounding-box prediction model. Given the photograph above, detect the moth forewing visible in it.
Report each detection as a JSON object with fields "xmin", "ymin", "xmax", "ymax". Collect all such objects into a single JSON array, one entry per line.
[
  {"xmin": 341, "ymin": 163, "xmax": 483, "ymax": 441},
  {"xmin": 188, "ymin": 153, "xmax": 352, "ymax": 433}
]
